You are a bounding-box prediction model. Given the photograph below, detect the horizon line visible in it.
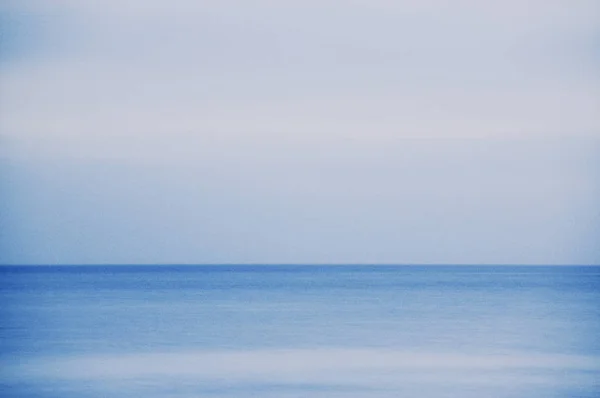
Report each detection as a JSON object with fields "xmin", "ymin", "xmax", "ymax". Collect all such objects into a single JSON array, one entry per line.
[{"xmin": 1, "ymin": 263, "xmax": 598, "ymax": 267}]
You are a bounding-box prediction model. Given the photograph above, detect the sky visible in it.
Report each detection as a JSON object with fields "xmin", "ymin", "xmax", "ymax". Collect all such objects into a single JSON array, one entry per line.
[{"xmin": 1, "ymin": 0, "xmax": 599, "ymax": 265}]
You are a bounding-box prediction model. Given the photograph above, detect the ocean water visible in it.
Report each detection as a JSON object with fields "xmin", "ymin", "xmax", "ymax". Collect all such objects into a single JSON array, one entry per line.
[{"xmin": 1, "ymin": 265, "xmax": 599, "ymax": 398}]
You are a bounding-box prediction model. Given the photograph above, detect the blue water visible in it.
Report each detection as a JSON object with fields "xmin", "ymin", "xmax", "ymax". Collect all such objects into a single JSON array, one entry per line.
[{"xmin": 1, "ymin": 265, "xmax": 599, "ymax": 397}]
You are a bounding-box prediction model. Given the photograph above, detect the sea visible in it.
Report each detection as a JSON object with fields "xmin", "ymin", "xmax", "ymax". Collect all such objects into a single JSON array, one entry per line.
[{"xmin": 1, "ymin": 265, "xmax": 599, "ymax": 398}]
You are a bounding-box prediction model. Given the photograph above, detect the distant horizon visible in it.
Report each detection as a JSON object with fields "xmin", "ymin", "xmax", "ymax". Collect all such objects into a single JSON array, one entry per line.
[{"xmin": 2, "ymin": 263, "xmax": 598, "ymax": 267}]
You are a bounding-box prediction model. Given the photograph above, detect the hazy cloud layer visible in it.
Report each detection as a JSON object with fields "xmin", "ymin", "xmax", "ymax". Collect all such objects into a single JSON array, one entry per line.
[
  {"xmin": 1, "ymin": 1, "xmax": 598, "ymax": 264},
  {"xmin": 3, "ymin": 0, "xmax": 598, "ymax": 152}
]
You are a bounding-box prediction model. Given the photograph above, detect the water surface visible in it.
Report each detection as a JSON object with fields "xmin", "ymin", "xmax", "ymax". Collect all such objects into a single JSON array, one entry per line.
[{"xmin": 1, "ymin": 265, "xmax": 599, "ymax": 397}]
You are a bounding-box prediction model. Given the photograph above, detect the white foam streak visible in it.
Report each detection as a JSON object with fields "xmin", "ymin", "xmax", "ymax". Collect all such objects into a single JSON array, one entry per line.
[{"xmin": 14, "ymin": 349, "xmax": 600, "ymax": 384}]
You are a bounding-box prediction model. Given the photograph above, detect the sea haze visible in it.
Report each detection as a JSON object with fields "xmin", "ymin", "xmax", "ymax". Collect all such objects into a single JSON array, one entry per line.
[{"xmin": 1, "ymin": 265, "xmax": 599, "ymax": 397}]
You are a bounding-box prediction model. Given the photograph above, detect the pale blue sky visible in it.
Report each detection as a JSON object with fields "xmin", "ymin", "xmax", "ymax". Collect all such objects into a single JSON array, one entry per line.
[{"xmin": 1, "ymin": 1, "xmax": 599, "ymax": 264}]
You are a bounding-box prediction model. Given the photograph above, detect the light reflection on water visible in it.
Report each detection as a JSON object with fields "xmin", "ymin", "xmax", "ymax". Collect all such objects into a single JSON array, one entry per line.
[{"xmin": 1, "ymin": 266, "xmax": 599, "ymax": 397}]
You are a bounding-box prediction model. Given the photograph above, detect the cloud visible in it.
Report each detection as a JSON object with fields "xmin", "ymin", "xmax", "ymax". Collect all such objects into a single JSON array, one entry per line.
[
  {"xmin": 1, "ymin": 1, "xmax": 598, "ymax": 265},
  {"xmin": 1, "ymin": 0, "xmax": 599, "ymax": 161},
  {"xmin": 2, "ymin": 139, "xmax": 598, "ymax": 265}
]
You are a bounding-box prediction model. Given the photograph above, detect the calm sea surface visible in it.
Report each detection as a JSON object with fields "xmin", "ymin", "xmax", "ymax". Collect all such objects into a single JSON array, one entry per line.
[{"xmin": 1, "ymin": 265, "xmax": 599, "ymax": 397}]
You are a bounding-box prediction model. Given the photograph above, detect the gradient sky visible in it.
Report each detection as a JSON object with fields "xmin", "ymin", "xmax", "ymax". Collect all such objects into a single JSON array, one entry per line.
[{"xmin": 1, "ymin": 0, "xmax": 599, "ymax": 265}]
